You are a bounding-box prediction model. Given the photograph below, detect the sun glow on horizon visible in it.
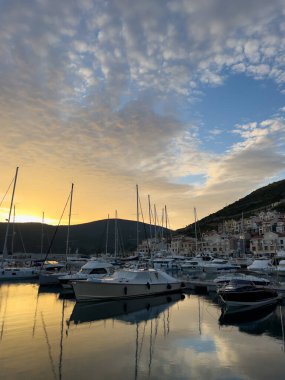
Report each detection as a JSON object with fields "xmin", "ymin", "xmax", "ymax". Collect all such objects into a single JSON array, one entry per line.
[{"xmin": 0, "ymin": 211, "xmax": 58, "ymax": 225}]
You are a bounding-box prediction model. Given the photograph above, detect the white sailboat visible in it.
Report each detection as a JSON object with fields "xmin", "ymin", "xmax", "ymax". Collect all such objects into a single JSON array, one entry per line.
[{"xmin": 0, "ymin": 167, "xmax": 39, "ymax": 281}]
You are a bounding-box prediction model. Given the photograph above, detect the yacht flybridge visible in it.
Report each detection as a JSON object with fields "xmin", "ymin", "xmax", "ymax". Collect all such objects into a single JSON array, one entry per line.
[{"xmin": 72, "ymin": 268, "xmax": 186, "ymax": 302}]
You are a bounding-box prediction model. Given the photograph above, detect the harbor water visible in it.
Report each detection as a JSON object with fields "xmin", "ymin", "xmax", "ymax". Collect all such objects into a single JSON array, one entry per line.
[{"xmin": 0, "ymin": 281, "xmax": 285, "ymax": 380}]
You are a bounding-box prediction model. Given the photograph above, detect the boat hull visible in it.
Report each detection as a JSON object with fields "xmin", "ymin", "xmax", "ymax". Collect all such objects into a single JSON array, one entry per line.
[
  {"xmin": 0, "ymin": 268, "xmax": 38, "ymax": 280},
  {"xmin": 219, "ymin": 288, "xmax": 280, "ymax": 308},
  {"xmin": 72, "ymin": 281, "xmax": 185, "ymax": 302},
  {"xmin": 39, "ymin": 272, "xmax": 65, "ymax": 285}
]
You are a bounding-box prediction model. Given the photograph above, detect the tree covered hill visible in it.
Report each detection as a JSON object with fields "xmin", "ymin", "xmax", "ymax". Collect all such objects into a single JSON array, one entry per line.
[
  {"xmin": 0, "ymin": 218, "xmax": 168, "ymax": 255},
  {"xmin": 177, "ymin": 179, "xmax": 285, "ymax": 236}
]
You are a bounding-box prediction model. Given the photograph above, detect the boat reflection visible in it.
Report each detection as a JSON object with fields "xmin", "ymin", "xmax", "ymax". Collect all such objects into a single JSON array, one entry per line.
[
  {"xmin": 69, "ymin": 293, "xmax": 185, "ymax": 325},
  {"xmin": 219, "ymin": 303, "xmax": 278, "ymax": 328}
]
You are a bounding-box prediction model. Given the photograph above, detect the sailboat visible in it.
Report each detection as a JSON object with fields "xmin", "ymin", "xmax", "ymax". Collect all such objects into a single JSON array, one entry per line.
[
  {"xmin": 39, "ymin": 183, "xmax": 75, "ymax": 285},
  {"xmin": 0, "ymin": 167, "xmax": 39, "ymax": 281}
]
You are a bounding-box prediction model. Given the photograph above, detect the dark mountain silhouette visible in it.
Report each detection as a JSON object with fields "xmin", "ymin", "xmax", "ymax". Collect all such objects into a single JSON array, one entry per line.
[{"xmin": 0, "ymin": 219, "xmax": 168, "ymax": 256}]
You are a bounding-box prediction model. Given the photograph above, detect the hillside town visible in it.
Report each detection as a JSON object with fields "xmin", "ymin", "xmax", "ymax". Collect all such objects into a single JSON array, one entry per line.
[{"xmin": 136, "ymin": 210, "xmax": 285, "ymax": 257}]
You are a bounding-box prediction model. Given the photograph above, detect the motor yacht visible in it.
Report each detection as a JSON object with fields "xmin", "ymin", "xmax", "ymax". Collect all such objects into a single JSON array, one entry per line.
[
  {"xmin": 59, "ymin": 260, "xmax": 114, "ymax": 289},
  {"xmin": 203, "ymin": 258, "xmax": 240, "ymax": 273},
  {"xmin": 0, "ymin": 266, "xmax": 39, "ymax": 280},
  {"xmin": 247, "ymin": 258, "xmax": 274, "ymax": 273},
  {"xmin": 276, "ymin": 260, "xmax": 285, "ymax": 277},
  {"xmin": 72, "ymin": 268, "xmax": 186, "ymax": 302},
  {"xmin": 214, "ymin": 273, "xmax": 270, "ymax": 286},
  {"xmin": 218, "ymin": 280, "xmax": 279, "ymax": 308}
]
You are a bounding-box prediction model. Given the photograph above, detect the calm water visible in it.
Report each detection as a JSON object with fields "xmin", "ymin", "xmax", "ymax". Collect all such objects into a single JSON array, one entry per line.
[{"xmin": 0, "ymin": 282, "xmax": 285, "ymax": 380}]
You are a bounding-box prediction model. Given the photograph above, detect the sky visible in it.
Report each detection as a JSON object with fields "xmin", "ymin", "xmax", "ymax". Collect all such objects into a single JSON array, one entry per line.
[{"xmin": 1, "ymin": 0, "xmax": 285, "ymax": 229}]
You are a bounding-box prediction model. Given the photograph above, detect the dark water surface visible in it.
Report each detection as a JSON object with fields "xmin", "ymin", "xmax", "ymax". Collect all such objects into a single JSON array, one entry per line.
[{"xmin": 0, "ymin": 282, "xmax": 285, "ymax": 380}]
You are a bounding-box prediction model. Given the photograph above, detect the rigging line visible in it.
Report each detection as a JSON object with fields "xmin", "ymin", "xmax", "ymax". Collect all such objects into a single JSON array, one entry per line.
[
  {"xmin": 0, "ymin": 177, "xmax": 14, "ymax": 208},
  {"xmin": 41, "ymin": 312, "xmax": 57, "ymax": 380},
  {"xmin": 40, "ymin": 192, "xmax": 71, "ymax": 271},
  {"xmin": 16, "ymin": 224, "xmax": 27, "ymax": 254}
]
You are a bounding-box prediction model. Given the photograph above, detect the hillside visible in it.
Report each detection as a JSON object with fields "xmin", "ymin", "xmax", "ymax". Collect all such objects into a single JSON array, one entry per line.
[
  {"xmin": 177, "ymin": 179, "xmax": 285, "ymax": 236},
  {"xmin": 0, "ymin": 219, "xmax": 168, "ymax": 255}
]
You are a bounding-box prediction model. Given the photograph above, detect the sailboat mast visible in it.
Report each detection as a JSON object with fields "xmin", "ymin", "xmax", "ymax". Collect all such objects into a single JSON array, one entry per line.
[
  {"xmin": 136, "ymin": 184, "xmax": 139, "ymax": 251},
  {"xmin": 114, "ymin": 210, "xmax": 118, "ymax": 257},
  {"xmin": 2, "ymin": 166, "xmax": 19, "ymax": 264},
  {"xmin": 105, "ymin": 214, "xmax": 109, "ymax": 255},
  {"xmin": 194, "ymin": 207, "xmax": 198, "ymax": 254},
  {"xmin": 148, "ymin": 195, "xmax": 152, "ymax": 239},
  {"xmin": 65, "ymin": 183, "xmax": 74, "ymax": 261},
  {"xmin": 40, "ymin": 212, "xmax": 45, "ymax": 255},
  {"xmin": 11, "ymin": 205, "xmax": 16, "ymax": 255}
]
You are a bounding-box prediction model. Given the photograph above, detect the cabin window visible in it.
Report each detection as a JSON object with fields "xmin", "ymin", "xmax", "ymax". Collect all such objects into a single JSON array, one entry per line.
[{"xmin": 90, "ymin": 268, "xmax": 108, "ymax": 274}]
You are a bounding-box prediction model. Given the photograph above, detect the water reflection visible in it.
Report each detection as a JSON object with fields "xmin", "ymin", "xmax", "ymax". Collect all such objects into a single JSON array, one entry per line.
[
  {"xmin": 1, "ymin": 283, "xmax": 285, "ymax": 380},
  {"xmin": 69, "ymin": 294, "xmax": 185, "ymax": 325}
]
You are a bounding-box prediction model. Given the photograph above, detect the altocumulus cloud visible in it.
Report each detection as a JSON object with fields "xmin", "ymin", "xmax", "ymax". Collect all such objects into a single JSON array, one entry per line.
[{"xmin": 0, "ymin": 0, "xmax": 285, "ymax": 226}]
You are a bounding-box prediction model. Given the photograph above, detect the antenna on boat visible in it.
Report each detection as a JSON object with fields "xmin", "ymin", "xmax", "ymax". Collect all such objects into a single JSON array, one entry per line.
[{"xmin": 2, "ymin": 167, "xmax": 19, "ymax": 265}]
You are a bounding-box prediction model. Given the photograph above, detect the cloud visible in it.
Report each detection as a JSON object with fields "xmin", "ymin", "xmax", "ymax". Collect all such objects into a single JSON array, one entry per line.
[{"xmin": 0, "ymin": 0, "xmax": 285, "ymax": 227}]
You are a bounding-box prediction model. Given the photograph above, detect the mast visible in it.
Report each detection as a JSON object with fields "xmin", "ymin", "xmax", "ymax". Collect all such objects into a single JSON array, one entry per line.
[
  {"xmin": 148, "ymin": 195, "xmax": 152, "ymax": 239},
  {"xmin": 65, "ymin": 183, "xmax": 74, "ymax": 263},
  {"xmin": 2, "ymin": 166, "xmax": 19, "ymax": 264},
  {"xmin": 40, "ymin": 212, "xmax": 45, "ymax": 255},
  {"xmin": 114, "ymin": 210, "xmax": 118, "ymax": 257},
  {"xmin": 161, "ymin": 207, "xmax": 164, "ymax": 240},
  {"xmin": 154, "ymin": 204, "xmax": 157, "ymax": 242},
  {"xmin": 165, "ymin": 205, "xmax": 168, "ymax": 251},
  {"xmin": 194, "ymin": 207, "xmax": 198, "ymax": 254},
  {"xmin": 105, "ymin": 214, "xmax": 109, "ymax": 255},
  {"xmin": 136, "ymin": 184, "xmax": 139, "ymax": 252},
  {"xmin": 11, "ymin": 205, "xmax": 16, "ymax": 255}
]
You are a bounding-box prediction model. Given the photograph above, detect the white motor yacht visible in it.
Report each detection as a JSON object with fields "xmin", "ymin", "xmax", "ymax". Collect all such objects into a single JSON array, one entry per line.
[
  {"xmin": 152, "ymin": 258, "xmax": 175, "ymax": 270},
  {"xmin": 247, "ymin": 259, "xmax": 274, "ymax": 273},
  {"xmin": 0, "ymin": 266, "xmax": 39, "ymax": 280},
  {"xmin": 276, "ymin": 260, "xmax": 285, "ymax": 277},
  {"xmin": 180, "ymin": 259, "xmax": 204, "ymax": 272},
  {"xmin": 38, "ymin": 261, "xmax": 67, "ymax": 285},
  {"xmin": 203, "ymin": 259, "xmax": 240, "ymax": 273},
  {"xmin": 72, "ymin": 268, "xmax": 186, "ymax": 302},
  {"xmin": 59, "ymin": 260, "xmax": 114, "ymax": 289}
]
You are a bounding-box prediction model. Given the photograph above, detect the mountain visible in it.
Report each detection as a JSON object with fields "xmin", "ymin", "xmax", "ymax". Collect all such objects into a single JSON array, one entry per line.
[
  {"xmin": 177, "ymin": 179, "xmax": 285, "ymax": 236},
  {"xmin": 0, "ymin": 219, "xmax": 168, "ymax": 256}
]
